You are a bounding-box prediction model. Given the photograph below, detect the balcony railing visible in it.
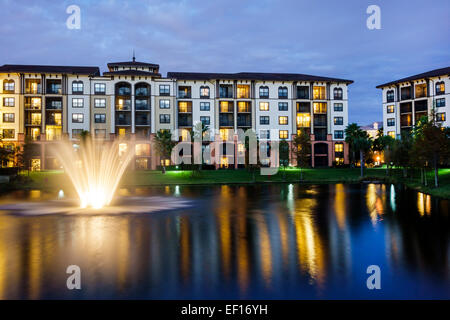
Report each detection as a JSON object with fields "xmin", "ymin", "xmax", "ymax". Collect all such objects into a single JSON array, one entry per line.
[
  {"xmin": 135, "ymin": 100, "xmax": 150, "ymax": 111},
  {"xmin": 117, "ymin": 119, "xmax": 131, "ymax": 126},
  {"xmin": 26, "ymin": 120, "xmax": 41, "ymax": 126},
  {"xmin": 25, "ymin": 104, "xmax": 41, "ymax": 110},
  {"xmin": 116, "ymin": 103, "xmax": 131, "ymax": 111},
  {"xmin": 178, "ymin": 92, "xmax": 191, "ymax": 99},
  {"xmin": 25, "ymin": 86, "xmax": 42, "ymax": 94},
  {"xmin": 46, "ymin": 104, "xmax": 62, "ymax": 110}
]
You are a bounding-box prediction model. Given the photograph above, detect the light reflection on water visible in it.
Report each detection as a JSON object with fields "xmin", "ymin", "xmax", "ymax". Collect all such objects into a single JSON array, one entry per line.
[{"xmin": 0, "ymin": 183, "xmax": 448, "ymax": 299}]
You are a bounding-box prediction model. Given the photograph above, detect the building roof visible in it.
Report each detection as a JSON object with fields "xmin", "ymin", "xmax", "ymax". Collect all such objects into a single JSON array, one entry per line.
[
  {"xmin": 376, "ymin": 66, "xmax": 450, "ymax": 88},
  {"xmin": 0, "ymin": 64, "xmax": 100, "ymax": 76},
  {"xmin": 107, "ymin": 61, "xmax": 159, "ymax": 69},
  {"xmin": 103, "ymin": 70, "xmax": 161, "ymax": 77},
  {"xmin": 167, "ymin": 71, "xmax": 353, "ymax": 83}
]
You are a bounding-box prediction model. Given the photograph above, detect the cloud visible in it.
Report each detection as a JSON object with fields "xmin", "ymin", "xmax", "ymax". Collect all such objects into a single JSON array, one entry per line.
[{"xmin": 0, "ymin": 0, "xmax": 449, "ymax": 124}]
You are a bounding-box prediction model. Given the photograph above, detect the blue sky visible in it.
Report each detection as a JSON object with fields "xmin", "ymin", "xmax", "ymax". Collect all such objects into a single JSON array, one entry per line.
[{"xmin": 1, "ymin": 0, "xmax": 449, "ymax": 125}]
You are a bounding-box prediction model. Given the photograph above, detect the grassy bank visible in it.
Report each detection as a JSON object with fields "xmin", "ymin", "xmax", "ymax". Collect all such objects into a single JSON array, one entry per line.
[{"xmin": 2, "ymin": 167, "xmax": 449, "ymax": 199}]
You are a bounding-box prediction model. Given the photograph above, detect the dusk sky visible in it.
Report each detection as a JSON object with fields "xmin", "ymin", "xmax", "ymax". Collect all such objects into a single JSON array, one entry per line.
[{"xmin": 1, "ymin": 0, "xmax": 449, "ymax": 125}]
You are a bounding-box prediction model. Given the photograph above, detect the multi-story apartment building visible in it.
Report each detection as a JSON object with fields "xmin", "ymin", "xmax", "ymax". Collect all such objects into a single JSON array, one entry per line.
[
  {"xmin": 0, "ymin": 59, "xmax": 352, "ymax": 169},
  {"xmin": 377, "ymin": 66, "xmax": 450, "ymax": 138}
]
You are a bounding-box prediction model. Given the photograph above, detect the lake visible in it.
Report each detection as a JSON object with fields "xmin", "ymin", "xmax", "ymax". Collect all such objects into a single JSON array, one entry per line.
[{"xmin": 0, "ymin": 183, "xmax": 448, "ymax": 299}]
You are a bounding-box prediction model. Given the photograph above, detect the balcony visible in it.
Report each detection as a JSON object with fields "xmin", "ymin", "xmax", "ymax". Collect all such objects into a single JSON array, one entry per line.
[
  {"xmin": 219, "ymin": 85, "xmax": 233, "ymax": 98},
  {"xmin": 314, "ymin": 129, "xmax": 327, "ymax": 141},
  {"xmin": 136, "ymin": 114, "xmax": 150, "ymax": 126},
  {"xmin": 46, "ymin": 80, "xmax": 62, "ymax": 94},
  {"xmin": 297, "ymin": 86, "xmax": 309, "ymax": 99},
  {"xmin": 400, "ymin": 102, "xmax": 412, "ymax": 114},
  {"xmin": 178, "ymin": 114, "xmax": 192, "ymax": 127},
  {"xmin": 135, "ymin": 86, "xmax": 150, "ymax": 97},
  {"xmin": 45, "ymin": 98, "xmax": 62, "ymax": 110},
  {"xmin": 237, "ymin": 101, "xmax": 251, "ymax": 113},
  {"xmin": 178, "ymin": 86, "xmax": 191, "ymax": 99},
  {"xmin": 401, "ymin": 87, "xmax": 412, "ymax": 100},
  {"xmin": 237, "ymin": 114, "xmax": 251, "ymax": 127},
  {"xmin": 116, "ymin": 99, "xmax": 131, "ymax": 111},
  {"xmin": 219, "ymin": 114, "xmax": 234, "ymax": 127},
  {"xmin": 400, "ymin": 114, "xmax": 412, "ymax": 127},
  {"xmin": 178, "ymin": 101, "xmax": 192, "ymax": 113},
  {"xmin": 297, "ymin": 102, "xmax": 310, "ymax": 113},
  {"xmin": 135, "ymin": 99, "xmax": 150, "ymax": 111},
  {"xmin": 414, "ymin": 100, "xmax": 427, "ymax": 112},
  {"xmin": 116, "ymin": 119, "xmax": 131, "ymax": 126}
]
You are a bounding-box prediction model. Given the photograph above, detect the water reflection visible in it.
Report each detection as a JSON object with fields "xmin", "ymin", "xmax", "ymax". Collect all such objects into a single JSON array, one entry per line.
[{"xmin": 0, "ymin": 184, "xmax": 448, "ymax": 299}]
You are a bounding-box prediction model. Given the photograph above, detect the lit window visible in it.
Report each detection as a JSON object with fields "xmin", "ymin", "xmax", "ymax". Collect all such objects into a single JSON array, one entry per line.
[
  {"xmin": 220, "ymin": 128, "xmax": 230, "ymax": 141},
  {"xmin": 238, "ymin": 144, "xmax": 245, "ymax": 152},
  {"xmin": 279, "ymin": 130, "xmax": 288, "ymax": 139},
  {"xmin": 3, "ymin": 97, "xmax": 14, "ymax": 107},
  {"xmin": 94, "ymin": 98, "xmax": 106, "ymax": 108},
  {"xmin": 297, "ymin": 113, "xmax": 310, "ymax": 127},
  {"xmin": 72, "ymin": 98, "xmax": 83, "ymax": 108},
  {"xmin": 3, "ymin": 80, "xmax": 15, "ymax": 92},
  {"xmin": 259, "ymin": 102, "xmax": 269, "ymax": 111},
  {"xmin": 181, "ymin": 129, "xmax": 190, "ymax": 141},
  {"xmin": 135, "ymin": 144, "xmax": 150, "ymax": 156},
  {"xmin": 436, "ymin": 82, "xmax": 445, "ymax": 95},
  {"xmin": 387, "ymin": 131, "xmax": 395, "ymax": 138},
  {"xmin": 220, "ymin": 101, "xmax": 232, "ymax": 113},
  {"xmin": 3, "ymin": 113, "xmax": 14, "ymax": 123},
  {"xmin": 238, "ymin": 101, "xmax": 250, "ymax": 112},
  {"xmin": 72, "ymin": 81, "xmax": 83, "ymax": 93},
  {"xmin": 237, "ymin": 85, "xmax": 250, "ymax": 99},
  {"xmin": 335, "ymin": 143, "xmax": 343, "ymax": 152},
  {"xmin": 179, "ymin": 101, "xmax": 191, "ymax": 113},
  {"xmin": 2, "ymin": 129, "xmax": 15, "ymax": 139},
  {"xmin": 200, "ymin": 86, "xmax": 210, "ymax": 98},
  {"xmin": 72, "ymin": 113, "xmax": 84, "ymax": 123},
  {"xmin": 313, "ymin": 102, "xmax": 327, "ymax": 113},
  {"xmin": 334, "ymin": 117, "xmax": 343, "ymax": 125},
  {"xmin": 313, "ymin": 86, "xmax": 326, "ymax": 99},
  {"xmin": 94, "ymin": 83, "xmax": 106, "ymax": 94},
  {"xmin": 387, "ymin": 105, "xmax": 394, "ymax": 113},
  {"xmin": 279, "ymin": 116, "xmax": 288, "ymax": 125},
  {"xmin": 436, "ymin": 112, "xmax": 446, "ymax": 122}
]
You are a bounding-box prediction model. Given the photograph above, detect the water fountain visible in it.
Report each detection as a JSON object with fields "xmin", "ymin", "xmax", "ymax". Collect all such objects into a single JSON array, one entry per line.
[
  {"xmin": 0, "ymin": 137, "xmax": 190, "ymax": 215},
  {"xmin": 55, "ymin": 137, "xmax": 134, "ymax": 209}
]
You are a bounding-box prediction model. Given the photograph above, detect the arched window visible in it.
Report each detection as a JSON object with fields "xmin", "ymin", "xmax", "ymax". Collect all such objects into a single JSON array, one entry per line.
[
  {"xmin": 386, "ymin": 90, "xmax": 395, "ymax": 102},
  {"xmin": 3, "ymin": 79, "xmax": 14, "ymax": 92},
  {"xmin": 72, "ymin": 81, "xmax": 83, "ymax": 94},
  {"xmin": 436, "ymin": 81, "xmax": 445, "ymax": 95},
  {"xmin": 200, "ymin": 86, "xmax": 210, "ymax": 98},
  {"xmin": 259, "ymin": 86, "xmax": 269, "ymax": 98},
  {"xmin": 333, "ymin": 87, "xmax": 343, "ymax": 100},
  {"xmin": 278, "ymin": 86, "xmax": 288, "ymax": 99}
]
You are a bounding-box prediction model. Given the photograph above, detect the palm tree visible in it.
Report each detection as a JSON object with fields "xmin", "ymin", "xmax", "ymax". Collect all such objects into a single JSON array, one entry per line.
[
  {"xmin": 353, "ymin": 133, "xmax": 372, "ymax": 178},
  {"xmin": 192, "ymin": 122, "xmax": 209, "ymax": 171},
  {"xmin": 154, "ymin": 130, "xmax": 176, "ymax": 174},
  {"xmin": 344, "ymin": 123, "xmax": 362, "ymax": 167}
]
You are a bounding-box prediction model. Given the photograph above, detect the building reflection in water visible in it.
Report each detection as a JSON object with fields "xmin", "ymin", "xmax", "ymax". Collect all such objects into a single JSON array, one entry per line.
[{"xmin": 0, "ymin": 183, "xmax": 448, "ymax": 299}]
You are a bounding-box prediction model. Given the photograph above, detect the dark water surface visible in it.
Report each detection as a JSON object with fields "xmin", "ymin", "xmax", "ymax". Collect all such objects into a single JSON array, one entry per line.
[{"xmin": 0, "ymin": 183, "xmax": 448, "ymax": 299}]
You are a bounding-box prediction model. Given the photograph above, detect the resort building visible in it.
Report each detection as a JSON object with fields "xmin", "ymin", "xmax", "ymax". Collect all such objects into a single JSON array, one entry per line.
[
  {"xmin": 377, "ymin": 66, "xmax": 450, "ymax": 139},
  {"xmin": 0, "ymin": 59, "xmax": 353, "ymax": 169}
]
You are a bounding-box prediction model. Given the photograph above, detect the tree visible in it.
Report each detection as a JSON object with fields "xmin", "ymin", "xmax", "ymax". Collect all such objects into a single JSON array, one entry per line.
[
  {"xmin": 392, "ymin": 131, "xmax": 413, "ymax": 178},
  {"xmin": 353, "ymin": 132, "xmax": 372, "ymax": 177},
  {"xmin": 373, "ymin": 130, "xmax": 394, "ymax": 175},
  {"xmin": 345, "ymin": 123, "xmax": 363, "ymax": 167},
  {"xmin": 279, "ymin": 140, "xmax": 290, "ymax": 180},
  {"xmin": 412, "ymin": 112, "xmax": 450, "ymax": 187},
  {"xmin": 292, "ymin": 128, "xmax": 311, "ymax": 181},
  {"xmin": 154, "ymin": 130, "xmax": 176, "ymax": 174},
  {"xmin": 192, "ymin": 122, "xmax": 209, "ymax": 172}
]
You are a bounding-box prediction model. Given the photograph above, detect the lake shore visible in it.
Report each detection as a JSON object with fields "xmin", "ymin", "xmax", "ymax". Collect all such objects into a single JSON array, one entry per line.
[{"xmin": 2, "ymin": 167, "xmax": 449, "ymax": 199}]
